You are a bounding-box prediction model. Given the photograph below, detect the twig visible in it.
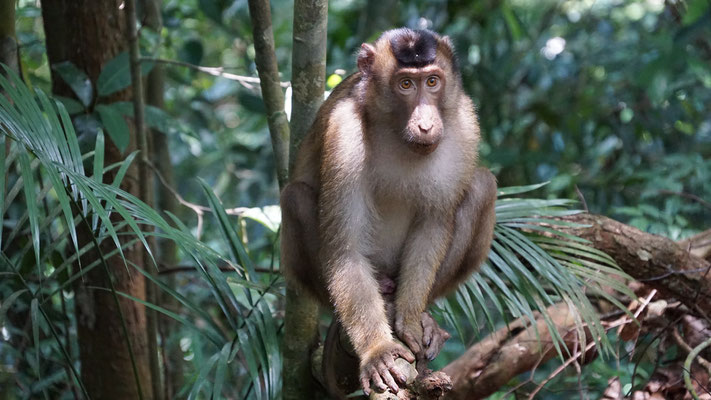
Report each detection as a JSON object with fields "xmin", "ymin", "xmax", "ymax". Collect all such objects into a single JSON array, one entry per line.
[
  {"xmin": 140, "ymin": 57, "xmax": 290, "ymax": 90},
  {"xmin": 658, "ymin": 189, "xmax": 711, "ymax": 210},
  {"xmin": 145, "ymin": 159, "xmax": 256, "ymax": 239},
  {"xmin": 672, "ymin": 328, "xmax": 711, "ymax": 371},
  {"xmin": 574, "ymin": 185, "xmax": 588, "ymax": 213}
]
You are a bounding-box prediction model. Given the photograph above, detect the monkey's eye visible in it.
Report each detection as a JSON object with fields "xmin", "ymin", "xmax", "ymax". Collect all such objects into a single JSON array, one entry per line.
[
  {"xmin": 426, "ymin": 76, "xmax": 439, "ymax": 87},
  {"xmin": 399, "ymin": 79, "xmax": 413, "ymax": 90}
]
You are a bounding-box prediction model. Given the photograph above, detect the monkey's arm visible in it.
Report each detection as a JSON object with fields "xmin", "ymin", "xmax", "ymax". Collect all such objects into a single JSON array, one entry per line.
[
  {"xmin": 320, "ymin": 100, "xmax": 414, "ymax": 394},
  {"xmin": 394, "ymin": 215, "xmax": 452, "ymax": 357}
]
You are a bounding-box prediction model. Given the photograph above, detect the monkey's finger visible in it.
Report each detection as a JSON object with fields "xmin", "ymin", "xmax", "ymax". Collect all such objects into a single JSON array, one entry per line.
[
  {"xmin": 422, "ymin": 323, "xmax": 433, "ymax": 347},
  {"xmin": 389, "ymin": 364, "xmax": 407, "ymax": 385},
  {"xmin": 394, "ymin": 344, "xmax": 416, "ymax": 363},
  {"xmin": 383, "ymin": 356, "xmax": 406, "ymax": 384},
  {"xmin": 360, "ymin": 375, "xmax": 372, "ymax": 396},
  {"xmin": 370, "ymin": 370, "xmax": 388, "ymax": 393},
  {"xmin": 403, "ymin": 333, "xmax": 422, "ymax": 355},
  {"xmin": 379, "ymin": 367, "xmax": 399, "ymax": 393},
  {"xmin": 425, "ymin": 329, "xmax": 451, "ymax": 361}
]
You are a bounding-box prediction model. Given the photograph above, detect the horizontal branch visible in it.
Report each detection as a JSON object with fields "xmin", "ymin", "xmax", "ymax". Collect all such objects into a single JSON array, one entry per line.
[
  {"xmin": 442, "ymin": 213, "xmax": 710, "ymax": 398},
  {"xmin": 442, "ymin": 303, "xmax": 580, "ymax": 400},
  {"xmin": 559, "ymin": 213, "xmax": 711, "ymax": 314}
]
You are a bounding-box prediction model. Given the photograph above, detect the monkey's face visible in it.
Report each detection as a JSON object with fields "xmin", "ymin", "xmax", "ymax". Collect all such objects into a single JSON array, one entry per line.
[{"xmin": 391, "ymin": 65, "xmax": 446, "ymax": 156}]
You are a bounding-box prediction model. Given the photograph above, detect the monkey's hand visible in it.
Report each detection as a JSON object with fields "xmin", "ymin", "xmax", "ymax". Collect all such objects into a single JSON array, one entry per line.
[
  {"xmin": 359, "ymin": 340, "xmax": 415, "ymax": 395},
  {"xmin": 394, "ymin": 313, "xmax": 425, "ymax": 357},
  {"xmin": 420, "ymin": 311, "xmax": 450, "ymax": 362}
]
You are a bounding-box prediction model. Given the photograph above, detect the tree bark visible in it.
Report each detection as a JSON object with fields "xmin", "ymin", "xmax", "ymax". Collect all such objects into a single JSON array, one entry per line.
[
  {"xmin": 440, "ymin": 214, "xmax": 711, "ymax": 398},
  {"xmin": 282, "ymin": 1, "xmax": 329, "ymax": 398},
  {"xmin": 41, "ymin": 1, "xmax": 153, "ymax": 398},
  {"xmin": 288, "ymin": 0, "xmax": 328, "ymax": 171},
  {"xmin": 125, "ymin": 0, "xmax": 163, "ymax": 398},
  {"xmin": 143, "ymin": 0, "xmax": 185, "ymax": 397},
  {"xmin": 443, "ymin": 303, "xmax": 582, "ymax": 399},
  {"xmin": 247, "ymin": 0, "xmax": 290, "ymax": 188},
  {"xmin": 559, "ymin": 214, "xmax": 711, "ymax": 313}
]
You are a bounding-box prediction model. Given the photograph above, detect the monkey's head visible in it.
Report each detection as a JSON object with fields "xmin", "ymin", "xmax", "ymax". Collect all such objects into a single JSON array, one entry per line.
[{"xmin": 357, "ymin": 28, "xmax": 461, "ymax": 156}]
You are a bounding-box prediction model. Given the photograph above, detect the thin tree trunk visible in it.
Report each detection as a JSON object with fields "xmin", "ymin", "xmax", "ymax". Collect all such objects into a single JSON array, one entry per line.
[
  {"xmin": 288, "ymin": 0, "xmax": 328, "ymax": 170},
  {"xmin": 41, "ymin": 1, "xmax": 153, "ymax": 398},
  {"xmin": 125, "ymin": 0, "xmax": 163, "ymax": 399},
  {"xmin": 247, "ymin": 0, "xmax": 290, "ymax": 188},
  {"xmin": 282, "ymin": 1, "xmax": 329, "ymax": 398},
  {"xmin": 247, "ymin": 0, "xmax": 327, "ymax": 397},
  {"xmin": 0, "ymin": 0, "xmax": 18, "ymax": 74},
  {"xmin": 143, "ymin": 0, "xmax": 185, "ymax": 397}
]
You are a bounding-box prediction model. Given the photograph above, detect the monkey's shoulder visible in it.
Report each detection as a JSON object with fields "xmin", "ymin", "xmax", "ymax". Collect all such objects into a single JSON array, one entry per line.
[{"xmin": 290, "ymin": 73, "xmax": 365, "ymax": 186}]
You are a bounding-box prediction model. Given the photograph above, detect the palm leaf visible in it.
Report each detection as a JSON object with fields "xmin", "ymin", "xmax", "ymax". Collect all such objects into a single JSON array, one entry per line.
[{"xmin": 446, "ymin": 182, "xmax": 634, "ymax": 359}]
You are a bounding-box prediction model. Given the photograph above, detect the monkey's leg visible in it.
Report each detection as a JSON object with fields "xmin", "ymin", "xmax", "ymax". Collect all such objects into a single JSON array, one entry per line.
[
  {"xmin": 393, "ymin": 216, "xmax": 453, "ymax": 361},
  {"xmin": 420, "ymin": 168, "xmax": 497, "ymax": 362},
  {"xmin": 280, "ymin": 181, "xmax": 329, "ymax": 304}
]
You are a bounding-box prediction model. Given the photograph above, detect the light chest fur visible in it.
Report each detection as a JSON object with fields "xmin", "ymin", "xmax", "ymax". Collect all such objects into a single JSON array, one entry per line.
[{"xmin": 364, "ymin": 131, "xmax": 475, "ymax": 273}]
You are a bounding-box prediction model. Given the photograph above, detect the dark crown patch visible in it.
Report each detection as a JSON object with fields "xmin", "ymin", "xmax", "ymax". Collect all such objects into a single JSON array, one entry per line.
[{"xmin": 387, "ymin": 29, "xmax": 438, "ymax": 68}]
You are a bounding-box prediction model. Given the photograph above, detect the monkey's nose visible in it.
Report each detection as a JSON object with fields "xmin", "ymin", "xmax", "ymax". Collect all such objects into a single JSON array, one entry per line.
[{"xmin": 418, "ymin": 123, "xmax": 432, "ymax": 134}]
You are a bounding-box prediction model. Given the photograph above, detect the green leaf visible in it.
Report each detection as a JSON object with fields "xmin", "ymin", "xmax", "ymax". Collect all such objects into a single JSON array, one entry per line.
[
  {"xmin": 52, "ymin": 61, "xmax": 93, "ymax": 107},
  {"xmin": 188, "ymin": 353, "xmax": 219, "ymax": 400},
  {"xmin": 110, "ymin": 101, "xmax": 183, "ymax": 135},
  {"xmin": 199, "ymin": 180, "xmax": 256, "ymax": 280},
  {"xmin": 53, "ymin": 95, "xmax": 85, "ymax": 114},
  {"xmin": 501, "ymin": 3, "xmax": 524, "ymax": 41},
  {"xmin": 213, "ymin": 342, "xmax": 231, "ymax": 400},
  {"xmin": 97, "ymin": 52, "xmax": 155, "ymax": 97},
  {"xmin": 19, "ymin": 150, "xmax": 41, "ymax": 275},
  {"xmin": 497, "ymin": 181, "xmax": 549, "ymax": 196},
  {"xmin": 96, "ymin": 104, "xmax": 130, "ymax": 153},
  {"xmin": 682, "ymin": 0, "xmax": 710, "ymax": 25},
  {"xmin": 92, "ymin": 130, "xmax": 105, "ymax": 230},
  {"xmin": 239, "ymin": 206, "xmax": 281, "ymax": 233}
]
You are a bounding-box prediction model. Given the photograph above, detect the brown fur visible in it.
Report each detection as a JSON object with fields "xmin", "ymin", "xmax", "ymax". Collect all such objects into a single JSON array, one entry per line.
[{"xmin": 280, "ymin": 28, "xmax": 497, "ymax": 395}]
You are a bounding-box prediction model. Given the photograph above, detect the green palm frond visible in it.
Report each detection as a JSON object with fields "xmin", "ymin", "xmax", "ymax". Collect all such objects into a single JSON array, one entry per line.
[
  {"xmin": 0, "ymin": 66, "xmax": 280, "ymax": 398},
  {"xmin": 441, "ymin": 183, "xmax": 635, "ymax": 358}
]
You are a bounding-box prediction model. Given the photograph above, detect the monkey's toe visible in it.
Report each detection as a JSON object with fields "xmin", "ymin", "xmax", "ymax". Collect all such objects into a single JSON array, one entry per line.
[{"xmin": 420, "ymin": 312, "xmax": 451, "ymax": 361}]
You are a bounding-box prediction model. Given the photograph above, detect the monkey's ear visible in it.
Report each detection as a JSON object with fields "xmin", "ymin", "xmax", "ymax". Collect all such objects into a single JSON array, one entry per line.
[{"xmin": 357, "ymin": 43, "xmax": 376, "ymax": 74}]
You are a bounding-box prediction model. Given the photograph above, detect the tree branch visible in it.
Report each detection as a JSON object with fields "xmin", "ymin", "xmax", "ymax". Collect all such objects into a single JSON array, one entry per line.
[
  {"xmin": 558, "ymin": 214, "xmax": 711, "ymax": 314},
  {"xmin": 247, "ymin": 0, "xmax": 290, "ymax": 188},
  {"xmin": 440, "ymin": 213, "xmax": 711, "ymax": 398}
]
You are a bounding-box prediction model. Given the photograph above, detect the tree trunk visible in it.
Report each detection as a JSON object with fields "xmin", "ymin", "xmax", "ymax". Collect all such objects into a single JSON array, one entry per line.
[
  {"xmin": 143, "ymin": 0, "xmax": 185, "ymax": 397},
  {"xmin": 41, "ymin": 1, "xmax": 153, "ymax": 399},
  {"xmin": 0, "ymin": 0, "xmax": 18, "ymax": 74},
  {"xmin": 282, "ymin": 1, "xmax": 329, "ymax": 398}
]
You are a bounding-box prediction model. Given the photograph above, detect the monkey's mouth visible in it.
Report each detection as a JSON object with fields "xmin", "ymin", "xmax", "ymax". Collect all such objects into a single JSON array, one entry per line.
[{"xmin": 408, "ymin": 140, "xmax": 439, "ymax": 155}]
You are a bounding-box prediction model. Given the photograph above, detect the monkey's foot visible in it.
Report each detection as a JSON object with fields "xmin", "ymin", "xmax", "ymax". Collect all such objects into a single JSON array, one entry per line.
[
  {"xmin": 420, "ymin": 312, "xmax": 450, "ymax": 362},
  {"xmin": 394, "ymin": 313, "xmax": 425, "ymax": 358},
  {"xmin": 360, "ymin": 341, "xmax": 415, "ymax": 395}
]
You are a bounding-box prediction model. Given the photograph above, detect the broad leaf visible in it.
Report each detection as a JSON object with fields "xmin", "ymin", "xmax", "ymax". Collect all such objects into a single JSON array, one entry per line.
[
  {"xmin": 96, "ymin": 104, "xmax": 130, "ymax": 153},
  {"xmin": 52, "ymin": 61, "xmax": 93, "ymax": 107}
]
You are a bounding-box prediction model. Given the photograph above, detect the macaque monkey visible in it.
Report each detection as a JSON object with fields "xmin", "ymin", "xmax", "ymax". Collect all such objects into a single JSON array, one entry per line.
[{"xmin": 281, "ymin": 28, "xmax": 497, "ymax": 395}]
